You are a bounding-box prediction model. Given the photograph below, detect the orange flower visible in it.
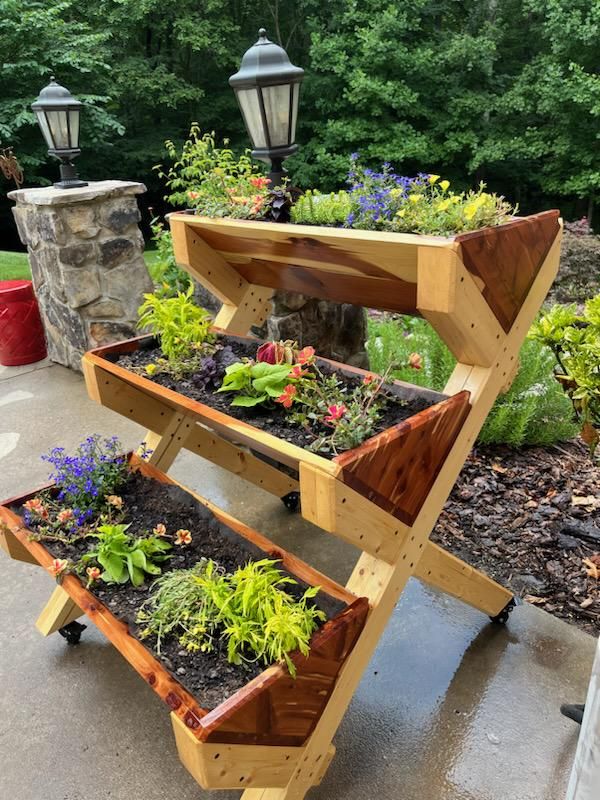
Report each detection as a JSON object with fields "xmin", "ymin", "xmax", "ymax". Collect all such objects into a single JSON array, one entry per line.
[
  {"xmin": 49, "ymin": 558, "xmax": 69, "ymax": 578},
  {"xmin": 289, "ymin": 364, "xmax": 308, "ymax": 379},
  {"xmin": 57, "ymin": 509, "xmax": 74, "ymax": 524},
  {"xmin": 276, "ymin": 384, "xmax": 297, "ymax": 409},
  {"xmin": 86, "ymin": 566, "xmax": 101, "ymax": 583},
  {"xmin": 250, "ymin": 176, "xmax": 271, "ymax": 189},
  {"xmin": 106, "ymin": 495, "xmax": 123, "ymax": 509},
  {"xmin": 24, "ymin": 497, "xmax": 49, "ymax": 520},
  {"xmin": 187, "ymin": 191, "xmax": 200, "ymax": 200},
  {"xmin": 175, "ymin": 529, "xmax": 192, "ymax": 546},
  {"xmin": 363, "ymin": 373, "xmax": 376, "ymax": 386},
  {"xmin": 408, "ymin": 352, "xmax": 423, "ymax": 370},
  {"xmin": 153, "ymin": 523, "xmax": 167, "ymax": 537},
  {"xmin": 297, "ymin": 346, "xmax": 315, "ymax": 365}
]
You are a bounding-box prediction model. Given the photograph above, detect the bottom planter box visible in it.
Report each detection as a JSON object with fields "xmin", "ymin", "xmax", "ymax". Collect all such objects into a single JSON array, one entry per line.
[{"xmin": 0, "ymin": 455, "xmax": 368, "ymax": 788}]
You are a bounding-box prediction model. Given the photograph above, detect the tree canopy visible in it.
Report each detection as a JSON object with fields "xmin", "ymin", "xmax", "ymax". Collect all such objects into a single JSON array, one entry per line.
[{"xmin": 1, "ymin": 0, "xmax": 598, "ymax": 244}]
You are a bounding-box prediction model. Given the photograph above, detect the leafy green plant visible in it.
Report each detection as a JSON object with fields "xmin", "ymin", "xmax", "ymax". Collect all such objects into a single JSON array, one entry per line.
[
  {"xmin": 82, "ymin": 523, "xmax": 171, "ymax": 587},
  {"xmin": 291, "ymin": 190, "xmax": 353, "ymax": 226},
  {"xmin": 217, "ymin": 361, "xmax": 294, "ymax": 407},
  {"xmin": 138, "ymin": 286, "xmax": 214, "ymax": 371},
  {"xmin": 530, "ymin": 297, "xmax": 600, "ymax": 455},
  {"xmin": 367, "ymin": 315, "xmax": 578, "ymax": 447},
  {"xmin": 156, "ymin": 125, "xmax": 271, "ymax": 218},
  {"xmin": 147, "ymin": 218, "xmax": 192, "ymax": 299},
  {"xmin": 138, "ymin": 558, "xmax": 325, "ymax": 677}
]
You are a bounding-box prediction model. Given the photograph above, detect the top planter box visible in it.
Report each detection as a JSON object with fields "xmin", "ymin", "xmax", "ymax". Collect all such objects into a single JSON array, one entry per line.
[{"xmin": 169, "ymin": 210, "xmax": 561, "ymax": 352}]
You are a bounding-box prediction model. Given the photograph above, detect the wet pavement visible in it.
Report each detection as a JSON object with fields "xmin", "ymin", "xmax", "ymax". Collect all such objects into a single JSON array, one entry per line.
[{"xmin": 0, "ymin": 360, "xmax": 596, "ymax": 800}]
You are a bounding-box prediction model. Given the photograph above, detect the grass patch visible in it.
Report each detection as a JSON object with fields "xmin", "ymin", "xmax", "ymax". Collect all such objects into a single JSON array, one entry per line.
[{"xmin": 0, "ymin": 249, "xmax": 160, "ymax": 283}]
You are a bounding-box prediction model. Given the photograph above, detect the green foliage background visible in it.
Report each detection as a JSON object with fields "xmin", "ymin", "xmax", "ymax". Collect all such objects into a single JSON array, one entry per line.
[{"xmin": 1, "ymin": 0, "xmax": 598, "ymax": 244}]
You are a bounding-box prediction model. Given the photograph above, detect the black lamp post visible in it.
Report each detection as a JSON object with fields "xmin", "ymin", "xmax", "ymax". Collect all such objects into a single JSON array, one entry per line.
[
  {"xmin": 229, "ymin": 28, "xmax": 304, "ymax": 186},
  {"xmin": 31, "ymin": 77, "xmax": 88, "ymax": 189}
]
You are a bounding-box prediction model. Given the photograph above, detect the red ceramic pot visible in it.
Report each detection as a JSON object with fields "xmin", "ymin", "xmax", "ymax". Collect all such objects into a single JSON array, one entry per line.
[{"xmin": 0, "ymin": 280, "xmax": 47, "ymax": 366}]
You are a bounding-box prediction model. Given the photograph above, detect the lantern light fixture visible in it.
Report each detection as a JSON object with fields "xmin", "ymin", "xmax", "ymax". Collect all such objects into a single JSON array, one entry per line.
[
  {"xmin": 229, "ymin": 28, "xmax": 304, "ymax": 186},
  {"xmin": 31, "ymin": 77, "xmax": 88, "ymax": 190}
]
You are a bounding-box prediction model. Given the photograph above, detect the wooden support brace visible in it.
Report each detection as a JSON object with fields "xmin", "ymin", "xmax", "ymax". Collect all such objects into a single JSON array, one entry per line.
[
  {"xmin": 299, "ymin": 463, "xmax": 410, "ymax": 564},
  {"xmin": 415, "ymin": 541, "xmax": 512, "ymax": 617},
  {"xmin": 213, "ymin": 284, "xmax": 274, "ymax": 337},
  {"xmin": 417, "ymin": 245, "xmax": 505, "ymax": 367},
  {"xmin": 139, "ymin": 411, "xmax": 188, "ymax": 472},
  {"xmin": 0, "ymin": 525, "xmax": 39, "ymax": 565},
  {"xmin": 35, "ymin": 585, "xmax": 84, "ymax": 636}
]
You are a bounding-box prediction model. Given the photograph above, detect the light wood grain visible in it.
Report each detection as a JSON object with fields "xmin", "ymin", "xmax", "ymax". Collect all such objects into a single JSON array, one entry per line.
[{"xmin": 35, "ymin": 585, "xmax": 84, "ymax": 635}]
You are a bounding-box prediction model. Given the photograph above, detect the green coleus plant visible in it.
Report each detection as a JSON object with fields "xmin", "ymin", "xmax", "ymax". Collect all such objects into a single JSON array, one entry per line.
[
  {"xmin": 82, "ymin": 523, "xmax": 172, "ymax": 587},
  {"xmin": 530, "ymin": 296, "xmax": 600, "ymax": 457},
  {"xmin": 217, "ymin": 360, "xmax": 294, "ymax": 407}
]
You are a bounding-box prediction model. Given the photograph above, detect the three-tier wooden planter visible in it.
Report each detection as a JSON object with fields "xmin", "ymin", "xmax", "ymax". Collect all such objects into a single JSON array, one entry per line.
[{"xmin": 1, "ymin": 207, "xmax": 562, "ymax": 799}]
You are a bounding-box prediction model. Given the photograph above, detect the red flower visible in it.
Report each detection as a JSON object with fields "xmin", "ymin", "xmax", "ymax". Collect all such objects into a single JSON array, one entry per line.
[
  {"xmin": 175, "ymin": 529, "xmax": 192, "ymax": 546},
  {"xmin": 276, "ymin": 384, "xmax": 297, "ymax": 409},
  {"xmin": 324, "ymin": 404, "xmax": 347, "ymax": 424},
  {"xmin": 408, "ymin": 352, "xmax": 423, "ymax": 370},
  {"xmin": 363, "ymin": 373, "xmax": 376, "ymax": 386},
  {"xmin": 257, "ymin": 340, "xmax": 297, "ymax": 365},
  {"xmin": 49, "ymin": 558, "xmax": 69, "ymax": 578},
  {"xmin": 297, "ymin": 346, "xmax": 315, "ymax": 365},
  {"xmin": 250, "ymin": 176, "xmax": 271, "ymax": 189},
  {"xmin": 86, "ymin": 566, "xmax": 101, "ymax": 583}
]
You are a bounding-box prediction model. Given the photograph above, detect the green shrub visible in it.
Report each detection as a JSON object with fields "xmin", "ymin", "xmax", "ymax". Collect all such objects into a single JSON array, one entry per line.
[{"xmin": 367, "ymin": 316, "xmax": 578, "ymax": 447}]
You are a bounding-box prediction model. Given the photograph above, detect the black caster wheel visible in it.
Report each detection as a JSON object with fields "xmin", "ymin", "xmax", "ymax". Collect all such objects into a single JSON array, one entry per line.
[
  {"xmin": 489, "ymin": 597, "xmax": 517, "ymax": 625},
  {"xmin": 58, "ymin": 620, "xmax": 87, "ymax": 645},
  {"xmin": 281, "ymin": 491, "xmax": 301, "ymax": 512}
]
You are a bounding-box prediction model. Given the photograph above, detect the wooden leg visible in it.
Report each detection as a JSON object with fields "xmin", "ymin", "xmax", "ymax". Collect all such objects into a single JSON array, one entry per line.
[
  {"xmin": 138, "ymin": 411, "xmax": 189, "ymax": 471},
  {"xmin": 414, "ymin": 541, "xmax": 512, "ymax": 617},
  {"xmin": 213, "ymin": 285, "xmax": 273, "ymax": 337},
  {"xmin": 0, "ymin": 526, "xmax": 39, "ymax": 565},
  {"xmin": 35, "ymin": 585, "xmax": 84, "ymax": 636}
]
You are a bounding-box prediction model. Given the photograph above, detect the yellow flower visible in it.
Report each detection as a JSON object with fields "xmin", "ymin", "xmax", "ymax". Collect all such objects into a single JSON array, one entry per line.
[
  {"xmin": 145, "ymin": 363, "xmax": 157, "ymax": 376},
  {"xmin": 428, "ymin": 174, "xmax": 440, "ymax": 184},
  {"xmin": 436, "ymin": 199, "xmax": 451, "ymax": 212},
  {"xmin": 464, "ymin": 203, "xmax": 478, "ymax": 220},
  {"xmin": 439, "ymin": 180, "xmax": 450, "ymax": 192},
  {"xmin": 409, "ymin": 194, "xmax": 422, "ymax": 204},
  {"xmin": 389, "ymin": 188, "xmax": 402, "ymax": 198},
  {"xmin": 396, "ymin": 209, "xmax": 406, "ymax": 218}
]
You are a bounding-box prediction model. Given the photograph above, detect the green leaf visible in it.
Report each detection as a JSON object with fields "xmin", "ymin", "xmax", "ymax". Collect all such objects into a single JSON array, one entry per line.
[{"xmin": 231, "ymin": 394, "xmax": 268, "ymax": 407}]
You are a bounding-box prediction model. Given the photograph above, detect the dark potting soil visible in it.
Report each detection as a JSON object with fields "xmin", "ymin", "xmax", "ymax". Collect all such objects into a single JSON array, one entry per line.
[
  {"xmin": 111, "ymin": 337, "xmax": 434, "ymax": 456},
  {"xmin": 16, "ymin": 470, "xmax": 344, "ymax": 710}
]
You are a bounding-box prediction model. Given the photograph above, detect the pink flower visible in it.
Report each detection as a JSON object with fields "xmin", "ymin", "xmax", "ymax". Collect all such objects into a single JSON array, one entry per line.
[
  {"xmin": 174, "ymin": 529, "xmax": 192, "ymax": 546},
  {"xmin": 276, "ymin": 384, "xmax": 297, "ymax": 409},
  {"xmin": 57, "ymin": 509, "xmax": 74, "ymax": 524},
  {"xmin": 86, "ymin": 566, "xmax": 101, "ymax": 583},
  {"xmin": 256, "ymin": 340, "xmax": 297, "ymax": 365},
  {"xmin": 188, "ymin": 190, "xmax": 200, "ymax": 200},
  {"xmin": 106, "ymin": 495, "xmax": 123, "ymax": 509},
  {"xmin": 408, "ymin": 352, "xmax": 423, "ymax": 370},
  {"xmin": 49, "ymin": 558, "xmax": 69, "ymax": 578},
  {"xmin": 153, "ymin": 523, "xmax": 167, "ymax": 537},
  {"xmin": 24, "ymin": 497, "xmax": 49, "ymax": 520},
  {"xmin": 324, "ymin": 404, "xmax": 347, "ymax": 425},
  {"xmin": 289, "ymin": 364, "xmax": 308, "ymax": 379},
  {"xmin": 297, "ymin": 346, "xmax": 315, "ymax": 366},
  {"xmin": 363, "ymin": 373, "xmax": 376, "ymax": 386}
]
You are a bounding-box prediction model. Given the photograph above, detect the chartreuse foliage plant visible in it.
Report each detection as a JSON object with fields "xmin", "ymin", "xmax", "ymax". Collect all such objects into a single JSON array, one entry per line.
[
  {"xmin": 82, "ymin": 523, "xmax": 171, "ymax": 587},
  {"xmin": 367, "ymin": 316, "xmax": 578, "ymax": 448},
  {"xmin": 147, "ymin": 218, "xmax": 192, "ymax": 299},
  {"xmin": 157, "ymin": 125, "xmax": 272, "ymax": 219},
  {"xmin": 530, "ymin": 297, "xmax": 600, "ymax": 456},
  {"xmin": 138, "ymin": 286, "xmax": 215, "ymax": 373},
  {"xmin": 138, "ymin": 558, "xmax": 325, "ymax": 677},
  {"xmin": 290, "ymin": 190, "xmax": 353, "ymax": 226}
]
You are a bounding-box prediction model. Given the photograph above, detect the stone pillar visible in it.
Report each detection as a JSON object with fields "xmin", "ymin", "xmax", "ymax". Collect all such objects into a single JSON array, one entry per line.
[
  {"xmin": 8, "ymin": 181, "xmax": 153, "ymax": 371},
  {"xmin": 267, "ymin": 291, "xmax": 369, "ymax": 368}
]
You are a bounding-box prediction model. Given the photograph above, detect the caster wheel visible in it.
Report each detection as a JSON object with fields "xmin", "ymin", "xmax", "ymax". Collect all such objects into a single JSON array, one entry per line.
[
  {"xmin": 58, "ymin": 620, "xmax": 87, "ymax": 645},
  {"xmin": 489, "ymin": 598, "xmax": 516, "ymax": 625},
  {"xmin": 281, "ymin": 491, "xmax": 301, "ymax": 512}
]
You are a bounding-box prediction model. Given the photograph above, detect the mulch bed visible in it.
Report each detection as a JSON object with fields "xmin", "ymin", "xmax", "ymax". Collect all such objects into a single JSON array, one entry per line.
[{"xmin": 432, "ymin": 439, "xmax": 600, "ymax": 635}]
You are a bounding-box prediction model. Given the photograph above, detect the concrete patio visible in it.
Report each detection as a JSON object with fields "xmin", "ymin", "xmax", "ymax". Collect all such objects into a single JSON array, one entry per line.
[{"xmin": 0, "ymin": 358, "xmax": 596, "ymax": 800}]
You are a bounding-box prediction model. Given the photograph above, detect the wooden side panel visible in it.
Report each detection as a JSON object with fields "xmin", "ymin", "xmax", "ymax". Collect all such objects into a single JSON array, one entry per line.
[
  {"xmin": 457, "ymin": 210, "xmax": 560, "ymax": 332},
  {"xmin": 334, "ymin": 391, "xmax": 471, "ymax": 526},
  {"xmin": 199, "ymin": 597, "xmax": 369, "ymax": 746}
]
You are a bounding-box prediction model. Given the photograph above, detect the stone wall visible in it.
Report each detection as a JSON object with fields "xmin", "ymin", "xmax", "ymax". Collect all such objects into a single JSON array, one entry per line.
[{"xmin": 9, "ymin": 181, "xmax": 153, "ymax": 371}]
